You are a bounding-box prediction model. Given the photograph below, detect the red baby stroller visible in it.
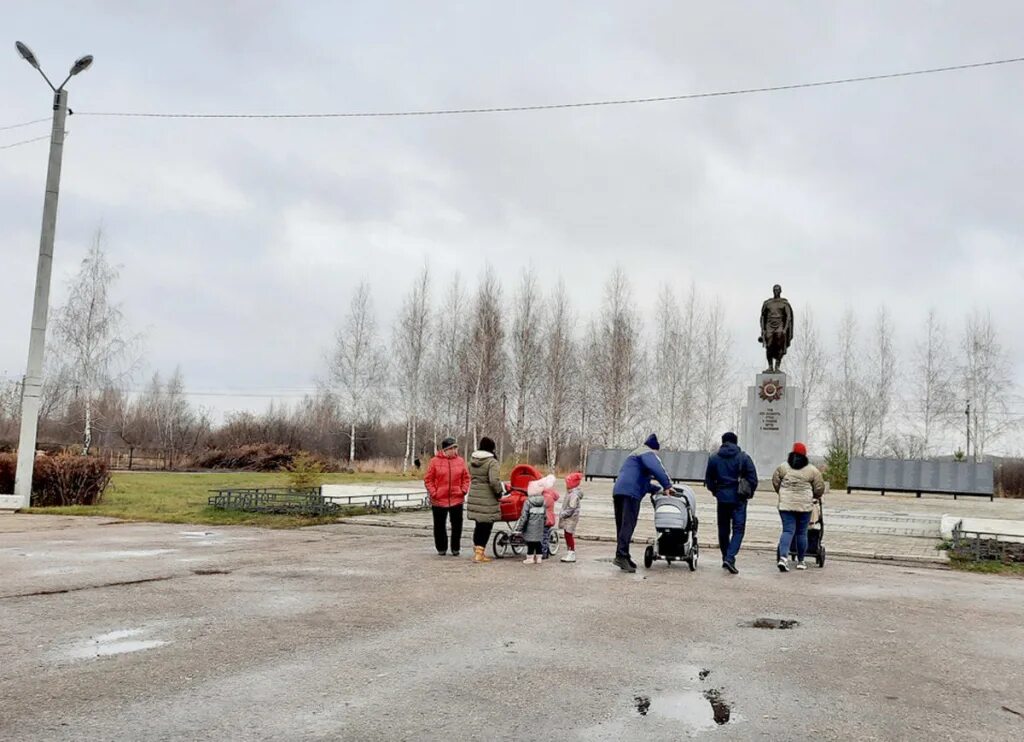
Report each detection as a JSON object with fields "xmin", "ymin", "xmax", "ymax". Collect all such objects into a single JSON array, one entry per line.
[{"xmin": 491, "ymin": 464, "xmax": 561, "ymax": 558}]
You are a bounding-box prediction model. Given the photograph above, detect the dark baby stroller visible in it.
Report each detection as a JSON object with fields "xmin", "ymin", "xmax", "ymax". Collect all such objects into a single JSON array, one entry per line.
[
  {"xmin": 784, "ymin": 498, "xmax": 826, "ymax": 567},
  {"xmin": 643, "ymin": 484, "xmax": 699, "ymax": 571}
]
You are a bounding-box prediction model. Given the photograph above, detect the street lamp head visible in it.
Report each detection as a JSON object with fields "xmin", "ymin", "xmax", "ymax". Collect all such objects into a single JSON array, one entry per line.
[
  {"xmin": 69, "ymin": 55, "xmax": 93, "ymax": 76},
  {"xmin": 15, "ymin": 41, "xmax": 40, "ymax": 69}
]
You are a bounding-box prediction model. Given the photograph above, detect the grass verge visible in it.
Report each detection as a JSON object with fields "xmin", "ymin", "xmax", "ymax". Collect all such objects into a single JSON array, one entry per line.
[
  {"xmin": 26, "ymin": 471, "xmax": 410, "ymax": 529},
  {"xmin": 948, "ymin": 557, "xmax": 1024, "ymax": 577}
]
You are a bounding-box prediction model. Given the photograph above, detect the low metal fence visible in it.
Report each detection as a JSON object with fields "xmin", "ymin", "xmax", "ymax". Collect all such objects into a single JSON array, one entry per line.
[
  {"xmin": 208, "ymin": 487, "xmax": 341, "ymax": 517},
  {"xmin": 950, "ymin": 520, "xmax": 1024, "ymax": 563},
  {"xmin": 209, "ymin": 487, "xmax": 430, "ymax": 516}
]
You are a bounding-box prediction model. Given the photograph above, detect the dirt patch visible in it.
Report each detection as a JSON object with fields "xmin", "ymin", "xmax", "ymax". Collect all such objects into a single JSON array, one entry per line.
[
  {"xmin": 704, "ymin": 689, "xmax": 731, "ymax": 725},
  {"xmin": 634, "ymin": 695, "xmax": 651, "ymax": 715}
]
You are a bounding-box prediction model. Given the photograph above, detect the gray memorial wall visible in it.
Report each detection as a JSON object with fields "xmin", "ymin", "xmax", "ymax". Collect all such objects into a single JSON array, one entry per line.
[
  {"xmin": 585, "ymin": 448, "xmax": 709, "ymax": 484},
  {"xmin": 848, "ymin": 457, "xmax": 994, "ymax": 500}
]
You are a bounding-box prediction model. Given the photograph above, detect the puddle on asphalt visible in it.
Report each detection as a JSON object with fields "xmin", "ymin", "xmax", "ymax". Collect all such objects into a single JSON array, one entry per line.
[
  {"xmin": 634, "ymin": 690, "xmax": 733, "ymax": 730},
  {"xmin": 741, "ymin": 618, "xmax": 800, "ymax": 630},
  {"xmin": 180, "ymin": 531, "xmax": 217, "ymax": 538},
  {"xmin": 65, "ymin": 629, "xmax": 167, "ymax": 659}
]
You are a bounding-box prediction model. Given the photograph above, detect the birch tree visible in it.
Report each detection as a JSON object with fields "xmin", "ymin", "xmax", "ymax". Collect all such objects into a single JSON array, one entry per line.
[
  {"xmin": 961, "ymin": 309, "xmax": 1014, "ymax": 460},
  {"xmin": 329, "ymin": 282, "xmax": 389, "ymax": 462},
  {"xmin": 538, "ymin": 280, "xmax": 576, "ymax": 469},
  {"xmin": 865, "ymin": 307, "xmax": 897, "ymax": 451},
  {"xmin": 507, "ymin": 270, "xmax": 543, "ymax": 458},
  {"xmin": 393, "ymin": 266, "xmax": 431, "ymax": 470},
  {"xmin": 51, "ymin": 229, "xmax": 142, "ymax": 454},
  {"xmin": 789, "ymin": 307, "xmax": 826, "ymax": 420},
  {"xmin": 589, "ymin": 268, "xmax": 645, "ymax": 447},
  {"xmin": 652, "ymin": 283, "xmax": 700, "ymax": 449},
  {"xmin": 908, "ymin": 309, "xmax": 955, "ymax": 455},
  {"xmin": 823, "ymin": 311, "xmax": 871, "ymax": 457},
  {"xmin": 694, "ymin": 298, "xmax": 735, "ymax": 449},
  {"xmin": 465, "ymin": 267, "xmax": 506, "ymax": 446},
  {"xmin": 425, "ymin": 274, "xmax": 468, "ymax": 450}
]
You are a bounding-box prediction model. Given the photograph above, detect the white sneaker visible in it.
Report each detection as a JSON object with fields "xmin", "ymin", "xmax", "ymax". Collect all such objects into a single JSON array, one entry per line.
[
  {"xmin": 777, "ymin": 557, "xmax": 790, "ymax": 572},
  {"xmin": 796, "ymin": 561, "xmax": 807, "ymax": 570},
  {"xmin": 534, "ymin": 555, "xmax": 542, "ymax": 564},
  {"xmin": 561, "ymin": 550, "xmax": 576, "ymax": 563},
  {"xmin": 523, "ymin": 556, "xmax": 534, "ymax": 564}
]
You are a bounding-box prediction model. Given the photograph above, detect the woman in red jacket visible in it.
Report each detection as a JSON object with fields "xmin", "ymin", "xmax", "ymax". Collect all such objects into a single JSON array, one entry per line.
[{"xmin": 424, "ymin": 437, "xmax": 471, "ymax": 556}]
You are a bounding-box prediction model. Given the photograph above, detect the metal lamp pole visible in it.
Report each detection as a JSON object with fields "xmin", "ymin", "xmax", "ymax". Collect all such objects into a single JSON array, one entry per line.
[{"xmin": 6, "ymin": 43, "xmax": 93, "ymax": 510}]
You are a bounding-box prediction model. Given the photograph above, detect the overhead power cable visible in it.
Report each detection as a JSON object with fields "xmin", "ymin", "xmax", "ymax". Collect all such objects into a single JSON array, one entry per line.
[
  {"xmin": 0, "ymin": 117, "xmax": 49, "ymax": 131},
  {"xmin": 0, "ymin": 134, "xmax": 51, "ymax": 151},
  {"xmin": 73, "ymin": 55, "xmax": 1024, "ymax": 121}
]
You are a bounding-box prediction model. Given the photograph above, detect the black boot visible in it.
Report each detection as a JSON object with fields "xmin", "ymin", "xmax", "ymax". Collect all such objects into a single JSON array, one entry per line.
[{"xmin": 614, "ymin": 555, "xmax": 636, "ymax": 573}]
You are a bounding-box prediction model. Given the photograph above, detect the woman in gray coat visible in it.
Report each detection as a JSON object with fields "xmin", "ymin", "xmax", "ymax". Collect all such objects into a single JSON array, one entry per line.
[{"xmin": 466, "ymin": 436, "xmax": 504, "ymax": 563}]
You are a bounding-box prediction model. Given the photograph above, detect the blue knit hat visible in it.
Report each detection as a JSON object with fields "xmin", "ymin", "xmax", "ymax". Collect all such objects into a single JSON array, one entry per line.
[{"xmin": 644, "ymin": 433, "xmax": 661, "ymax": 451}]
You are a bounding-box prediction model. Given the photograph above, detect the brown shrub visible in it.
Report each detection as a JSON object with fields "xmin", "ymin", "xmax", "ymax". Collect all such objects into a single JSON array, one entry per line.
[
  {"xmin": 0, "ymin": 452, "xmax": 110, "ymax": 506},
  {"xmin": 189, "ymin": 444, "xmax": 336, "ymax": 472},
  {"xmin": 996, "ymin": 460, "xmax": 1024, "ymax": 498}
]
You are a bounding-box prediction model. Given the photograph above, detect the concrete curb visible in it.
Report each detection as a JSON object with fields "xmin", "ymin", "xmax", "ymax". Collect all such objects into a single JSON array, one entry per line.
[{"xmin": 334, "ymin": 516, "xmax": 949, "ymax": 566}]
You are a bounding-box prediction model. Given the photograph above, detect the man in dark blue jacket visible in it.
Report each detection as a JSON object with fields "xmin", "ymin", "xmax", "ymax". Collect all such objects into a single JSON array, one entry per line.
[
  {"xmin": 612, "ymin": 433, "xmax": 674, "ymax": 572},
  {"xmin": 704, "ymin": 431, "xmax": 758, "ymax": 574}
]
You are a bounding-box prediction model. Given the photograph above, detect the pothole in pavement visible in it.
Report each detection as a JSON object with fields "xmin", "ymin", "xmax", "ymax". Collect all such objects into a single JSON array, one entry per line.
[
  {"xmin": 191, "ymin": 568, "xmax": 231, "ymax": 576},
  {"xmin": 64, "ymin": 629, "xmax": 168, "ymax": 660},
  {"xmin": 634, "ymin": 690, "xmax": 734, "ymax": 729},
  {"xmin": 741, "ymin": 617, "xmax": 799, "ymax": 629}
]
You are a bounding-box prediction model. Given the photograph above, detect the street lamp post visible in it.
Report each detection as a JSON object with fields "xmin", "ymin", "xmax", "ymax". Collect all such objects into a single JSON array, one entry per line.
[{"xmin": 1, "ymin": 43, "xmax": 92, "ymax": 510}]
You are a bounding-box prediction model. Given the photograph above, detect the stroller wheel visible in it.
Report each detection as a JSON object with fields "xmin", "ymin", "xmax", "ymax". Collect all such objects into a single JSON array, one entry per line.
[
  {"xmin": 548, "ymin": 529, "xmax": 560, "ymax": 555},
  {"xmin": 817, "ymin": 546, "xmax": 826, "ymax": 567},
  {"xmin": 688, "ymin": 542, "xmax": 698, "ymax": 571},
  {"xmin": 644, "ymin": 545, "xmax": 654, "ymax": 569},
  {"xmin": 492, "ymin": 531, "xmax": 510, "ymax": 559},
  {"xmin": 510, "ymin": 533, "xmax": 526, "ymax": 556}
]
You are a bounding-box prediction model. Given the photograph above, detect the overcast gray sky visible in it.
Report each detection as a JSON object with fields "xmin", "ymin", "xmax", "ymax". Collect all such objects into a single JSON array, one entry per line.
[{"xmin": 2, "ymin": 1, "xmax": 1023, "ymax": 446}]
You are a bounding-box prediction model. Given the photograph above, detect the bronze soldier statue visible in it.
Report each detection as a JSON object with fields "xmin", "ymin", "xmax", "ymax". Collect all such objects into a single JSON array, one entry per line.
[{"xmin": 759, "ymin": 284, "xmax": 793, "ymax": 373}]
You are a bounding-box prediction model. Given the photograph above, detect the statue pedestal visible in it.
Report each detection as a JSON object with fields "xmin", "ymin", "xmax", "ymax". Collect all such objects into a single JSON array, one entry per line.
[{"xmin": 740, "ymin": 372, "xmax": 807, "ymax": 484}]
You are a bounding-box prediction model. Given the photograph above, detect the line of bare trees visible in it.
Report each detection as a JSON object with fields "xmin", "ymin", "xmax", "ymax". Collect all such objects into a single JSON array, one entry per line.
[{"xmin": 1, "ymin": 231, "xmax": 1020, "ymax": 469}]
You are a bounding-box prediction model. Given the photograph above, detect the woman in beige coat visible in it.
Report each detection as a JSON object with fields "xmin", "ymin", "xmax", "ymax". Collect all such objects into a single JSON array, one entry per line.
[{"xmin": 772, "ymin": 442, "xmax": 826, "ymax": 572}]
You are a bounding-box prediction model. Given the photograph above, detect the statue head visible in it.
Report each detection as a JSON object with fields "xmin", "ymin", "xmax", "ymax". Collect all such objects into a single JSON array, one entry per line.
[{"xmin": 773, "ymin": 284, "xmax": 782, "ymax": 298}]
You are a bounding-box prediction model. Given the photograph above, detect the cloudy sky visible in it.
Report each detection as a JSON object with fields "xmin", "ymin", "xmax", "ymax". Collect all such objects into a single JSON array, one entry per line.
[{"xmin": 2, "ymin": 1, "xmax": 1023, "ymax": 446}]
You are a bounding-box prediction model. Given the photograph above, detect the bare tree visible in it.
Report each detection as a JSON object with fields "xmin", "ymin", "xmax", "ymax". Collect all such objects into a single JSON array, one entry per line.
[
  {"xmin": 961, "ymin": 309, "xmax": 1015, "ymax": 460},
  {"xmin": 508, "ymin": 270, "xmax": 543, "ymax": 459},
  {"xmin": 907, "ymin": 309, "xmax": 955, "ymax": 455},
  {"xmin": 425, "ymin": 274, "xmax": 468, "ymax": 451},
  {"xmin": 329, "ymin": 282, "xmax": 389, "ymax": 462},
  {"xmin": 865, "ymin": 307, "xmax": 898, "ymax": 451},
  {"xmin": 589, "ymin": 268, "xmax": 646, "ymax": 447},
  {"xmin": 789, "ymin": 307, "xmax": 826, "ymax": 421},
  {"xmin": 537, "ymin": 280, "xmax": 577, "ymax": 470},
  {"xmin": 51, "ymin": 229, "xmax": 142, "ymax": 454},
  {"xmin": 465, "ymin": 267, "xmax": 506, "ymax": 447},
  {"xmin": 695, "ymin": 298, "xmax": 735, "ymax": 449},
  {"xmin": 823, "ymin": 311, "xmax": 871, "ymax": 457},
  {"xmin": 393, "ymin": 265, "xmax": 432, "ymax": 471},
  {"xmin": 652, "ymin": 283, "xmax": 701, "ymax": 449}
]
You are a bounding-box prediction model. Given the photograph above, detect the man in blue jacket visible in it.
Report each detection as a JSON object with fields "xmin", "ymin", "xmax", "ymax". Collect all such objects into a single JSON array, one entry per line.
[
  {"xmin": 612, "ymin": 433, "xmax": 674, "ymax": 573},
  {"xmin": 704, "ymin": 431, "xmax": 758, "ymax": 574}
]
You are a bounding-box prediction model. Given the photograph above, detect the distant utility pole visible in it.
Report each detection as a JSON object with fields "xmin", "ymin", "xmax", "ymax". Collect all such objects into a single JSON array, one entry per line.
[
  {"xmin": 965, "ymin": 400, "xmax": 971, "ymax": 462},
  {"xmin": 2, "ymin": 43, "xmax": 92, "ymax": 510}
]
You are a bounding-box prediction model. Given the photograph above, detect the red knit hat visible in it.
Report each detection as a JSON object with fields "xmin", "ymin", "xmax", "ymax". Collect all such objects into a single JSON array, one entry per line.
[
  {"xmin": 565, "ymin": 472, "xmax": 583, "ymax": 489},
  {"xmin": 792, "ymin": 442, "xmax": 807, "ymax": 456}
]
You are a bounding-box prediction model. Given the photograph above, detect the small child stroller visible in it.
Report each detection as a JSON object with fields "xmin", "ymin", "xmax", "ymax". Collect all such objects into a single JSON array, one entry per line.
[
  {"xmin": 785, "ymin": 498, "xmax": 826, "ymax": 567},
  {"xmin": 643, "ymin": 484, "xmax": 699, "ymax": 571}
]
